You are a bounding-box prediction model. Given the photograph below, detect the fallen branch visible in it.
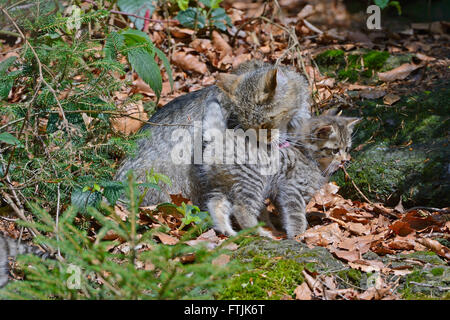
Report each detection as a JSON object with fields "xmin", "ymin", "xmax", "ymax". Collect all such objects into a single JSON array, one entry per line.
[{"xmin": 342, "ymin": 166, "xmax": 373, "ymax": 205}]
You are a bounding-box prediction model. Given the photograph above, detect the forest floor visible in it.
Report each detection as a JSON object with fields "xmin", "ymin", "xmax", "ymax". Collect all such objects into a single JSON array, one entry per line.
[{"xmin": 0, "ymin": 0, "xmax": 449, "ymax": 299}]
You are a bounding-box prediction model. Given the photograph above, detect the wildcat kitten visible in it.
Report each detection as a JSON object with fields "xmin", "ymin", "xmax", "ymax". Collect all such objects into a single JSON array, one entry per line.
[
  {"xmin": 201, "ymin": 100, "xmax": 359, "ymax": 238},
  {"xmin": 115, "ymin": 61, "xmax": 310, "ymax": 206},
  {"xmin": 0, "ymin": 234, "xmax": 47, "ymax": 288}
]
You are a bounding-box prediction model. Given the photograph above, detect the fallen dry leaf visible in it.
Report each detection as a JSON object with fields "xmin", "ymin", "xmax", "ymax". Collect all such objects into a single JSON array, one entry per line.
[
  {"xmin": 383, "ymin": 93, "xmax": 401, "ymax": 105},
  {"xmin": 212, "ymin": 30, "xmax": 232, "ymax": 59},
  {"xmin": 417, "ymin": 238, "xmax": 450, "ymax": 260},
  {"xmin": 297, "ymin": 4, "xmax": 314, "ymax": 20},
  {"xmin": 172, "ymin": 51, "xmax": 208, "ymax": 74},
  {"xmin": 378, "ymin": 63, "xmax": 423, "ymax": 82},
  {"xmin": 294, "ymin": 282, "xmax": 312, "ymax": 300},
  {"xmin": 154, "ymin": 232, "xmax": 179, "ymax": 245},
  {"xmin": 110, "ymin": 100, "xmax": 148, "ymax": 135}
]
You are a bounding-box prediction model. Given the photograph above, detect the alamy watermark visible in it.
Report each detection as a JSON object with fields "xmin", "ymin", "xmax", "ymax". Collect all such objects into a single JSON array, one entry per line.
[
  {"xmin": 170, "ymin": 121, "xmax": 282, "ymax": 175},
  {"xmin": 367, "ymin": 5, "xmax": 381, "ymax": 30}
]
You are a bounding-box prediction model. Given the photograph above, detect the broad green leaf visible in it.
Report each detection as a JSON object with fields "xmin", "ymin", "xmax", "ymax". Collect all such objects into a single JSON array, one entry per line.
[
  {"xmin": 154, "ymin": 48, "xmax": 173, "ymax": 91},
  {"xmin": 0, "ymin": 132, "xmax": 20, "ymax": 145},
  {"xmin": 121, "ymin": 28, "xmax": 154, "ymax": 46},
  {"xmin": 102, "ymin": 181, "xmax": 125, "ymax": 206},
  {"xmin": 177, "ymin": 0, "xmax": 189, "ymax": 11},
  {"xmin": 71, "ymin": 188, "xmax": 102, "ymax": 214},
  {"xmin": 117, "ymin": 0, "xmax": 155, "ymax": 31},
  {"xmin": 127, "ymin": 47, "xmax": 162, "ymax": 98},
  {"xmin": 176, "ymin": 8, "xmax": 206, "ymax": 29},
  {"xmin": 211, "ymin": 8, "xmax": 232, "ymax": 31},
  {"xmin": 200, "ymin": 0, "xmax": 222, "ymax": 9},
  {"xmin": 374, "ymin": 0, "xmax": 389, "ymax": 9}
]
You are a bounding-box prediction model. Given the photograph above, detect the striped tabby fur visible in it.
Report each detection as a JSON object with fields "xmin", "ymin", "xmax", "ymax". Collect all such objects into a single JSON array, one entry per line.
[
  {"xmin": 200, "ymin": 100, "xmax": 359, "ymax": 238},
  {"xmin": 115, "ymin": 61, "xmax": 310, "ymax": 206},
  {"xmin": 0, "ymin": 234, "xmax": 46, "ymax": 288}
]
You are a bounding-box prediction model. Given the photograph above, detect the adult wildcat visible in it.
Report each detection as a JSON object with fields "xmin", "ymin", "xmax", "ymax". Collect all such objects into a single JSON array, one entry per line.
[{"xmin": 115, "ymin": 61, "xmax": 311, "ymax": 206}]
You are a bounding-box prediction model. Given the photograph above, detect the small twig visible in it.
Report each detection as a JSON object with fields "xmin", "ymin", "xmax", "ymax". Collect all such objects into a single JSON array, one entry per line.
[
  {"xmin": 409, "ymin": 281, "xmax": 450, "ymax": 291},
  {"xmin": 403, "ymin": 206, "xmax": 449, "ymax": 214},
  {"xmin": 55, "ymin": 183, "xmax": 62, "ymax": 259},
  {"xmin": 342, "ymin": 166, "xmax": 373, "ymax": 204},
  {"xmin": 303, "ymin": 19, "xmax": 323, "ymax": 35}
]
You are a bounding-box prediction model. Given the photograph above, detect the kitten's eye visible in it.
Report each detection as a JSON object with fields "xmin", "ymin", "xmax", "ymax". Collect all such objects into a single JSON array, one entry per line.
[{"xmin": 332, "ymin": 149, "xmax": 339, "ymax": 154}]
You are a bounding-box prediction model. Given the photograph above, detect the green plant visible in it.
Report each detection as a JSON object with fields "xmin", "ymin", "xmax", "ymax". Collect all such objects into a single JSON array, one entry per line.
[
  {"xmin": 176, "ymin": 0, "xmax": 232, "ymax": 31},
  {"xmin": 0, "ymin": 2, "xmax": 171, "ymax": 220},
  {"xmin": 176, "ymin": 202, "xmax": 211, "ymax": 231},
  {"xmin": 0, "ymin": 172, "xmax": 242, "ymax": 299},
  {"xmin": 373, "ymin": 0, "xmax": 401, "ymax": 15}
]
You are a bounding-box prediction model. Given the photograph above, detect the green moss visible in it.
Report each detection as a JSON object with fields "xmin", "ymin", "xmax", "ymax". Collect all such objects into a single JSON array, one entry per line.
[
  {"xmin": 316, "ymin": 49, "xmax": 345, "ymax": 66},
  {"xmin": 400, "ymin": 266, "xmax": 450, "ymax": 299},
  {"xmin": 337, "ymin": 269, "xmax": 363, "ymax": 287},
  {"xmin": 338, "ymin": 69, "xmax": 358, "ymax": 82},
  {"xmin": 402, "ymin": 251, "xmax": 446, "ymax": 265},
  {"xmin": 381, "ymin": 54, "xmax": 412, "ymax": 72},
  {"xmin": 430, "ymin": 268, "xmax": 444, "ymax": 277},
  {"xmin": 219, "ymin": 257, "xmax": 305, "ymax": 300},
  {"xmin": 363, "ymin": 50, "xmax": 390, "ymax": 70}
]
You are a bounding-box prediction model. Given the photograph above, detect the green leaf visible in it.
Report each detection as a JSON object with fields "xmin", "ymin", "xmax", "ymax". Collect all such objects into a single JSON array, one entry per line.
[
  {"xmin": 71, "ymin": 188, "xmax": 102, "ymax": 214},
  {"xmin": 176, "ymin": 8, "xmax": 206, "ymax": 29},
  {"xmin": 0, "ymin": 56, "xmax": 16, "ymax": 74},
  {"xmin": 200, "ymin": 0, "xmax": 222, "ymax": 9},
  {"xmin": 121, "ymin": 28, "xmax": 154, "ymax": 46},
  {"xmin": 154, "ymin": 48, "xmax": 173, "ymax": 91},
  {"xmin": 210, "ymin": 8, "xmax": 232, "ymax": 31},
  {"xmin": 0, "ymin": 132, "xmax": 20, "ymax": 146},
  {"xmin": 374, "ymin": 0, "xmax": 389, "ymax": 9},
  {"xmin": 388, "ymin": 1, "xmax": 402, "ymax": 15},
  {"xmin": 117, "ymin": 0, "xmax": 155, "ymax": 31},
  {"xmin": 102, "ymin": 181, "xmax": 125, "ymax": 206},
  {"xmin": 177, "ymin": 0, "xmax": 189, "ymax": 11},
  {"xmin": 127, "ymin": 47, "xmax": 162, "ymax": 98}
]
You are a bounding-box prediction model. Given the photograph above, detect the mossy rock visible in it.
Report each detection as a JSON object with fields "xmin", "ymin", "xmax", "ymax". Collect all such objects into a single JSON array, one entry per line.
[
  {"xmin": 332, "ymin": 86, "xmax": 450, "ymax": 207},
  {"xmin": 218, "ymin": 238, "xmax": 346, "ymax": 299},
  {"xmin": 315, "ymin": 49, "xmax": 416, "ymax": 84}
]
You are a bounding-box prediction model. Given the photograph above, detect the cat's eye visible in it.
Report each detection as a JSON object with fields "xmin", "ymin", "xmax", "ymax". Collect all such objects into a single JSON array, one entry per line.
[{"xmin": 333, "ymin": 149, "xmax": 339, "ymax": 154}]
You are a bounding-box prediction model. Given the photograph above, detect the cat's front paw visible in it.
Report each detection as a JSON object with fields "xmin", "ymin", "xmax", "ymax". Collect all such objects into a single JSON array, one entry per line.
[{"xmin": 257, "ymin": 228, "xmax": 274, "ymax": 239}]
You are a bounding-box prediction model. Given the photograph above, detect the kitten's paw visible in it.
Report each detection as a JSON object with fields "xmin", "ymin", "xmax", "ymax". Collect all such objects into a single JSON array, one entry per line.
[
  {"xmin": 214, "ymin": 227, "xmax": 237, "ymax": 237},
  {"xmin": 257, "ymin": 228, "xmax": 274, "ymax": 239}
]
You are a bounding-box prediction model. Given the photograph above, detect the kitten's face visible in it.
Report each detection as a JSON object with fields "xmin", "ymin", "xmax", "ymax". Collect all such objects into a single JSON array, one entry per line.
[{"xmin": 301, "ymin": 116, "xmax": 360, "ymax": 175}]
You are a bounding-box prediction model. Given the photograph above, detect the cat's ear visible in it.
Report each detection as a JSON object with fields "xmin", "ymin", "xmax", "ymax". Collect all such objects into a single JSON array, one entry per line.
[
  {"xmin": 258, "ymin": 68, "xmax": 289, "ymax": 103},
  {"xmin": 216, "ymin": 73, "xmax": 241, "ymax": 97},
  {"xmin": 344, "ymin": 117, "xmax": 361, "ymax": 130},
  {"xmin": 256, "ymin": 69, "xmax": 278, "ymax": 103},
  {"xmin": 315, "ymin": 125, "xmax": 333, "ymax": 139}
]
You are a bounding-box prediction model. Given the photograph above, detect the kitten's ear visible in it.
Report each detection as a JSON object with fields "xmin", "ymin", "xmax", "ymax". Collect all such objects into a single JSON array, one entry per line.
[
  {"xmin": 216, "ymin": 73, "xmax": 241, "ymax": 97},
  {"xmin": 315, "ymin": 125, "xmax": 333, "ymax": 139},
  {"xmin": 344, "ymin": 117, "xmax": 361, "ymax": 130}
]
